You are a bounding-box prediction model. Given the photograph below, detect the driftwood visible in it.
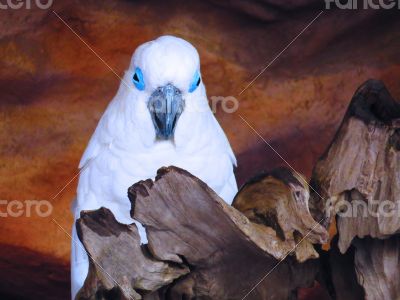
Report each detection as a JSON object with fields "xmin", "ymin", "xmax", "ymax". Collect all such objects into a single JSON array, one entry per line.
[
  {"xmin": 353, "ymin": 236, "xmax": 400, "ymax": 300},
  {"xmin": 77, "ymin": 167, "xmax": 327, "ymax": 300},
  {"xmin": 76, "ymin": 79, "xmax": 400, "ymax": 300},
  {"xmin": 310, "ymin": 79, "xmax": 400, "ymax": 299},
  {"xmin": 310, "ymin": 79, "xmax": 400, "ymax": 251},
  {"xmin": 75, "ymin": 207, "xmax": 188, "ymax": 300},
  {"xmin": 232, "ymin": 167, "xmax": 328, "ymax": 262}
]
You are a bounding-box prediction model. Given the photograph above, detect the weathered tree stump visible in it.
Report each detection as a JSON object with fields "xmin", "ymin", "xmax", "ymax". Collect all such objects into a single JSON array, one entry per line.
[{"xmin": 310, "ymin": 79, "xmax": 400, "ymax": 300}]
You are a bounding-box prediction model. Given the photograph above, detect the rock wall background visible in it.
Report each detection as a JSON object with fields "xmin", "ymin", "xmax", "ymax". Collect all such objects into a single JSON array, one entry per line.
[{"xmin": 0, "ymin": 0, "xmax": 399, "ymax": 299}]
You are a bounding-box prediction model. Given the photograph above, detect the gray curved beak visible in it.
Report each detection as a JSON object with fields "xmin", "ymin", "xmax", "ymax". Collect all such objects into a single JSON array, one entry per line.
[{"xmin": 148, "ymin": 84, "xmax": 185, "ymax": 140}]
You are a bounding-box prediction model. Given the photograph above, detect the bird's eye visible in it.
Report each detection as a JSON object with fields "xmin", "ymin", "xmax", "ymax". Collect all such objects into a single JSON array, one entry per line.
[
  {"xmin": 133, "ymin": 67, "xmax": 145, "ymax": 91},
  {"xmin": 188, "ymin": 70, "xmax": 201, "ymax": 93}
]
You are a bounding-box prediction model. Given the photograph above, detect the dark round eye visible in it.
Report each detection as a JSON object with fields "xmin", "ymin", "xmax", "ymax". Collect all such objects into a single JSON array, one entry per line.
[
  {"xmin": 189, "ymin": 70, "xmax": 201, "ymax": 93},
  {"xmin": 133, "ymin": 67, "xmax": 145, "ymax": 91}
]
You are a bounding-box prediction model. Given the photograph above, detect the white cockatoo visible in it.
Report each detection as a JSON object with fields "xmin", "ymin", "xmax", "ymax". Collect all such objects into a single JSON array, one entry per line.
[{"xmin": 71, "ymin": 35, "xmax": 237, "ymax": 299}]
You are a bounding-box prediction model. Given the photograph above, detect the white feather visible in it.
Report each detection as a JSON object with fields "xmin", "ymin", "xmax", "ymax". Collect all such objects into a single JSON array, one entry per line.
[{"xmin": 71, "ymin": 35, "xmax": 237, "ymax": 299}]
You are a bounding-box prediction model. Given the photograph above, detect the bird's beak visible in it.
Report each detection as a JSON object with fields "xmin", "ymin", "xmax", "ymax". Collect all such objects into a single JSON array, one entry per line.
[{"xmin": 148, "ymin": 84, "xmax": 185, "ymax": 139}]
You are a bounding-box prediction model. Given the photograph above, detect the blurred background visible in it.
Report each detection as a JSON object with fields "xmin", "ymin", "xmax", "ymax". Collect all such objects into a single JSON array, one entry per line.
[{"xmin": 0, "ymin": 0, "xmax": 399, "ymax": 299}]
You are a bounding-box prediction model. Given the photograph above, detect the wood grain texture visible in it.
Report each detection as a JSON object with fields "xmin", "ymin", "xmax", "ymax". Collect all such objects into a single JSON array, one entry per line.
[
  {"xmin": 76, "ymin": 207, "xmax": 188, "ymax": 300},
  {"xmin": 76, "ymin": 166, "xmax": 325, "ymax": 299},
  {"xmin": 129, "ymin": 167, "xmax": 322, "ymax": 299},
  {"xmin": 353, "ymin": 237, "xmax": 400, "ymax": 300},
  {"xmin": 310, "ymin": 80, "xmax": 400, "ymax": 300},
  {"xmin": 310, "ymin": 79, "xmax": 400, "ymax": 253},
  {"xmin": 232, "ymin": 167, "xmax": 328, "ymax": 262}
]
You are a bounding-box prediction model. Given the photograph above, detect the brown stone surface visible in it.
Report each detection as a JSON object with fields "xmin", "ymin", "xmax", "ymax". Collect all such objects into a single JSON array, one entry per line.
[{"xmin": 1, "ymin": 0, "xmax": 400, "ymax": 299}]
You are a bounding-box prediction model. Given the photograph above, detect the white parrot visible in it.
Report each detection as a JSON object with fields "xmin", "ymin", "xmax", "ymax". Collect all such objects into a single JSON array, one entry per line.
[{"xmin": 71, "ymin": 35, "xmax": 238, "ymax": 299}]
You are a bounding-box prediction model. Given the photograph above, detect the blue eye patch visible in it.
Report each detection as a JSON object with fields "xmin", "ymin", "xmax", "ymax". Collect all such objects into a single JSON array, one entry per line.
[
  {"xmin": 189, "ymin": 70, "xmax": 201, "ymax": 93},
  {"xmin": 133, "ymin": 67, "xmax": 145, "ymax": 91}
]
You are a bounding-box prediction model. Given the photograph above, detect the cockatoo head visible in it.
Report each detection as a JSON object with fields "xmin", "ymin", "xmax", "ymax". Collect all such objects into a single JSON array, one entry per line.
[{"xmin": 128, "ymin": 35, "xmax": 203, "ymax": 140}]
